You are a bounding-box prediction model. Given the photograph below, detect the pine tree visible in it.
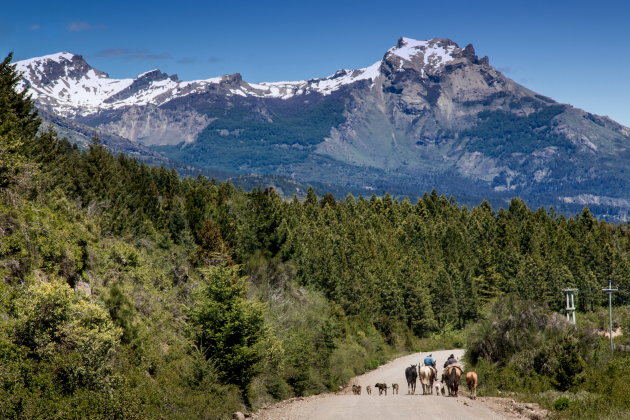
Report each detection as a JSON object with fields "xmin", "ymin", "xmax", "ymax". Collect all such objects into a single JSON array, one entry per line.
[
  {"xmin": 0, "ymin": 53, "xmax": 40, "ymax": 140},
  {"xmin": 0, "ymin": 53, "xmax": 40, "ymax": 190}
]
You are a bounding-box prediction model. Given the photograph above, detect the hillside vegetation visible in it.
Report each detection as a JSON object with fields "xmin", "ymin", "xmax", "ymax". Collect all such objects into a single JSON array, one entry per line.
[
  {"xmin": 1, "ymin": 53, "xmax": 629, "ymax": 419},
  {"xmin": 466, "ymin": 299, "xmax": 630, "ymax": 419}
]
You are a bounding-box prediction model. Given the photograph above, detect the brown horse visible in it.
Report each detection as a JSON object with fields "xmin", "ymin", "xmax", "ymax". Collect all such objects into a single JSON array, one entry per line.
[
  {"xmin": 442, "ymin": 365, "xmax": 463, "ymax": 397},
  {"xmin": 466, "ymin": 371, "xmax": 477, "ymax": 399}
]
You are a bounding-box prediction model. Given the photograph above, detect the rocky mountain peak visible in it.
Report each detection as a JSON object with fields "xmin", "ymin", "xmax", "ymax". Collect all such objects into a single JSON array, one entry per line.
[
  {"xmin": 104, "ymin": 69, "xmax": 180, "ymax": 104},
  {"xmin": 135, "ymin": 69, "xmax": 171, "ymax": 83},
  {"xmin": 383, "ymin": 37, "xmax": 462, "ymax": 75},
  {"xmin": 221, "ymin": 73, "xmax": 243, "ymax": 85},
  {"xmin": 15, "ymin": 52, "xmax": 108, "ymax": 87}
]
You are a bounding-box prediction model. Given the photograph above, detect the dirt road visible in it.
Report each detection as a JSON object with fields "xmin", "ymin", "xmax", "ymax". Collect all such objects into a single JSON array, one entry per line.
[{"xmin": 253, "ymin": 349, "xmax": 516, "ymax": 420}]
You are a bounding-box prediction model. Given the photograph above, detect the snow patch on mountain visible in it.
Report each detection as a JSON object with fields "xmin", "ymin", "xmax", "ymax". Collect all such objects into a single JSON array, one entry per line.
[
  {"xmin": 387, "ymin": 37, "xmax": 459, "ymax": 74},
  {"xmin": 15, "ymin": 51, "xmax": 76, "ymax": 67},
  {"xmin": 248, "ymin": 60, "xmax": 382, "ymax": 99},
  {"xmin": 15, "ymin": 53, "xmax": 236, "ymax": 117}
]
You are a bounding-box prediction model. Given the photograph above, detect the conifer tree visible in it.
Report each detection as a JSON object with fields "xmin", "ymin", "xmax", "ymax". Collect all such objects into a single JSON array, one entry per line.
[
  {"xmin": 0, "ymin": 53, "xmax": 40, "ymax": 190},
  {"xmin": 0, "ymin": 53, "xmax": 40, "ymax": 140}
]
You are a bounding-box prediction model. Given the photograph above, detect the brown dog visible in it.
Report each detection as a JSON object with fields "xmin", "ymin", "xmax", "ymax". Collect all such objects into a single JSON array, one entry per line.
[{"xmin": 375, "ymin": 383, "xmax": 388, "ymax": 395}]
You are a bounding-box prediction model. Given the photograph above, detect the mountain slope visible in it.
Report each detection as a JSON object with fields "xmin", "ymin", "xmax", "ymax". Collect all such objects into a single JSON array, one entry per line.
[{"xmin": 15, "ymin": 38, "xmax": 630, "ymax": 219}]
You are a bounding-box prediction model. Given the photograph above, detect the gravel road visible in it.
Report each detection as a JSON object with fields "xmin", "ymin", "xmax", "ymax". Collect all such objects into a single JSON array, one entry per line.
[{"xmin": 252, "ymin": 349, "xmax": 516, "ymax": 420}]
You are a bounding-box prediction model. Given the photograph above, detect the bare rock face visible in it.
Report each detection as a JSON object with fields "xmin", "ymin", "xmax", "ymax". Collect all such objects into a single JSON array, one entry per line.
[
  {"xmin": 97, "ymin": 106, "xmax": 212, "ymax": 146},
  {"xmin": 315, "ymin": 37, "xmax": 544, "ymax": 173}
]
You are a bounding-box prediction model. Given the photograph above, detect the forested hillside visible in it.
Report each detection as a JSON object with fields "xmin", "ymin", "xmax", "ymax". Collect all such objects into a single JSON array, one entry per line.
[{"xmin": 1, "ymin": 53, "xmax": 629, "ymax": 419}]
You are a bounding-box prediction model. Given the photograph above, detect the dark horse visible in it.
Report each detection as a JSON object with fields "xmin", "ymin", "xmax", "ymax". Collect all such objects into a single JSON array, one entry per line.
[
  {"xmin": 442, "ymin": 365, "xmax": 463, "ymax": 397},
  {"xmin": 405, "ymin": 364, "xmax": 418, "ymax": 394}
]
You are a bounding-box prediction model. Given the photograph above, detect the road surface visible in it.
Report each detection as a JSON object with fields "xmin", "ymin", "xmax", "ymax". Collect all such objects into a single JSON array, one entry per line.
[{"xmin": 253, "ymin": 349, "xmax": 516, "ymax": 420}]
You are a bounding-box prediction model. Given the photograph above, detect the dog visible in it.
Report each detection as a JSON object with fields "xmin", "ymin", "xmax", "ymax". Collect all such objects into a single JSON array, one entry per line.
[{"xmin": 375, "ymin": 383, "xmax": 388, "ymax": 395}]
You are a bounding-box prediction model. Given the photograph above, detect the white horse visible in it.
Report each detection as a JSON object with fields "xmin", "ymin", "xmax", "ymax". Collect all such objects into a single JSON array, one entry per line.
[{"xmin": 418, "ymin": 365, "xmax": 437, "ymax": 395}]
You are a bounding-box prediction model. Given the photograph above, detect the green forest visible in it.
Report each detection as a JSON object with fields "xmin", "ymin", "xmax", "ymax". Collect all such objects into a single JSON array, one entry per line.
[{"xmin": 1, "ymin": 53, "xmax": 629, "ymax": 419}]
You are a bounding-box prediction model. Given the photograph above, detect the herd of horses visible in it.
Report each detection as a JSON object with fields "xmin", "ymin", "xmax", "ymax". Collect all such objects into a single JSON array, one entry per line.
[
  {"xmin": 350, "ymin": 357, "xmax": 479, "ymax": 399},
  {"xmin": 405, "ymin": 363, "xmax": 477, "ymax": 399},
  {"xmin": 351, "ymin": 363, "xmax": 477, "ymax": 398}
]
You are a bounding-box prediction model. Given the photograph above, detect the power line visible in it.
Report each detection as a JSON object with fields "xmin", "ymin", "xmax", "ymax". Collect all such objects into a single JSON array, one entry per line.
[{"xmin": 602, "ymin": 279, "xmax": 619, "ymax": 350}]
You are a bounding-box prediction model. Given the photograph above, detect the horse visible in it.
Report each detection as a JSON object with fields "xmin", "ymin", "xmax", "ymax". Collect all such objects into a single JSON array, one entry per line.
[
  {"xmin": 466, "ymin": 371, "xmax": 477, "ymax": 399},
  {"xmin": 419, "ymin": 365, "xmax": 436, "ymax": 395},
  {"xmin": 405, "ymin": 365, "xmax": 417, "ymax": 394},
  {"xmin": 442, "ymin": 365, "xmax": 463, "ymax": 397}
]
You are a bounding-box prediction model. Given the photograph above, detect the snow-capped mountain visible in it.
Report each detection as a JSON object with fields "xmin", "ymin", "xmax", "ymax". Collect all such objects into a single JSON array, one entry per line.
[
  {"xmin": 15, "ymin": 37, "xmax": 630, "ymax": 219},
  {"xmin": 15, "ymin": 38, "xmax": 472, "ymax": 117}
]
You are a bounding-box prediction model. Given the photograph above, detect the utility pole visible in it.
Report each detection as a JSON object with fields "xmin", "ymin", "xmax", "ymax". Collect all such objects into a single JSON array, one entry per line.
[
  {"xmin": 562, "ymin": 288, "xmax": 578, "ymax": 324},
  {"xmin": 602, "ymin": 279, "xmax": 618, "ymax": 350}
]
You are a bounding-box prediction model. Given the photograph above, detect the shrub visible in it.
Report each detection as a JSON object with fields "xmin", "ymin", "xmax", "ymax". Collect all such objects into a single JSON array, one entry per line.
[
  {"xmin": 466, "ymin": 297, "xmax": 596, "ymax": 393},
  {"xmin": 554, "ymin": 397, "xmax": 571, "ymax": 411},
  {"xmin": 13, "ymin": 277, "xmax": 121, "ymax": 391}
]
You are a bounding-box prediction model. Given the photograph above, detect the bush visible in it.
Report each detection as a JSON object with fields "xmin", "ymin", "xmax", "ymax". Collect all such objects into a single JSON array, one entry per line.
[
  {"xmin": 13, "ymin": 278, "xmax": 121, "ymax": 391},
  {"xmin": 466, "ymin": 297, "xmax": 597, "ymax": 393},
  {"xmin": 554, "ymin": 397, "xmax": 571, "ymax": 411}
]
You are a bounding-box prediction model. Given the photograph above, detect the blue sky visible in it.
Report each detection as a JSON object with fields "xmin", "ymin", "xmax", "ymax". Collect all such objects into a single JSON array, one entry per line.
[{"xmin": 2, "ymin": 0, "xmax": 629, "ymax": 126}]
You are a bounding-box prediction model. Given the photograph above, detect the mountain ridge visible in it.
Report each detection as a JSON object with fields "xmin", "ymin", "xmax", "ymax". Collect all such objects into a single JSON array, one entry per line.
[{"xmin": 14, "ymin": 37, "xmax": 630, "ymax": 220}]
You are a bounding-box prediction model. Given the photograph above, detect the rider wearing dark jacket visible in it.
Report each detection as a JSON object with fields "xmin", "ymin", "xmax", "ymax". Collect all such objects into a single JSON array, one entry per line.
[{"xmin": 443, "ymin": 354, "xmax": 457, "ymax": 368}]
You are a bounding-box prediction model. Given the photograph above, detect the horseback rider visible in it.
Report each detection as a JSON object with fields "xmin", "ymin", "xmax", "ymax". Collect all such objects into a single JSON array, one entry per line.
[
  {"xmin": 423, "ymin": 354, "xmax": 436, "ymax": 369},
  {"xmin": 443, "ymin": 354, "xmax": 457, "ymax": 368}
]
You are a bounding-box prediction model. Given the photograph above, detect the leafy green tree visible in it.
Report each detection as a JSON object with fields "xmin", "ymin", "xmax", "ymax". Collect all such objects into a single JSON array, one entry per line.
[
  {"xmin": 13, "ymin": 278, "xmax": 121, "ymax": 391},
  {"xmin": 104, "ymin": 284, "xmax": 137, "ymax": 344},
  {"xmin": 552, "ymin": 335, "xmax": 586, "ymax": 391}
]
